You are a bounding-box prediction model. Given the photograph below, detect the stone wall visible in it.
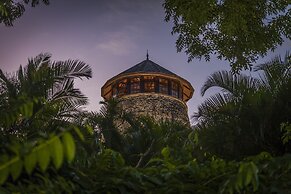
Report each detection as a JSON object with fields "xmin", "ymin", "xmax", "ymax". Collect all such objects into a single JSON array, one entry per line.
[{"xmin": 118, "ymin": 93, "xmax": 190, "ymax": 126}]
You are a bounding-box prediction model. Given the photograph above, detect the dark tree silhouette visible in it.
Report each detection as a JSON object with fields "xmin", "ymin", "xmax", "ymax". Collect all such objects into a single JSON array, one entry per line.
[
  {"xmin": 0, "ymin": 0, "xmax": 49, "ymax": 26},
  {"xmin": 193, "ymin": 52, "xmax": 291, "ymax": 159},
  {"xmin": 164, "ymin": 0, "xmax": 291, "ymax": 72}
]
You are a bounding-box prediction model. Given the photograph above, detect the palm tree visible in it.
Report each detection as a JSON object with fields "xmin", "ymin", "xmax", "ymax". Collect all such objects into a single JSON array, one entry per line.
[
  {"xmin": 193, "ymin": 52, "xmax": 291, "ymax": 159},
  {"xmin": 0, "ymin": 53, "xmax": 92, "ymax": 139}
]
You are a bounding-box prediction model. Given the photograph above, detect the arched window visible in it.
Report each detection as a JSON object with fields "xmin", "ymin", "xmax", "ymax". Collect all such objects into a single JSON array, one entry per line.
[
  {"xmin": 159, "ymin": 78, "xmax": 168, "ymax": 94},
  {"xmin": 130, "ymin": 77, "xmax": 140, "ymax": 94},
  {"xmin": 144, "ymin": 76, "xmax": 155, "ymax": 92}
]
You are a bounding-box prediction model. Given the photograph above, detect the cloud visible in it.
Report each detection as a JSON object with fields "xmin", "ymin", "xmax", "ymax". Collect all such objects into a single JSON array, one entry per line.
[
  {"xmin": 95, "ymin": 26, "xmax": 141, "ymax": 56},
  {"xmin": 91, "ymin": 0, "xmax": 162, "ymax": 57},
  {"xmin": 96, "ymin": 36, "xmax": 135, "ymax": 56}
]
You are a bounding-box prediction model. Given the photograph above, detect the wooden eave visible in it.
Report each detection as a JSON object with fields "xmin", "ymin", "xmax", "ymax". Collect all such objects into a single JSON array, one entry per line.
[{"xmin": 101, "ymin": 72, "xmax": 194, "ymax": 102}]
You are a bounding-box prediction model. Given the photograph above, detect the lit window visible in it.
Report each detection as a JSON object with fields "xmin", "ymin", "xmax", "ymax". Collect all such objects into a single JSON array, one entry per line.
[
  {"xmin": 159, "ymin": 78, "xmax": 168, "ymax": 94},
  {"xmin": 144, "ymin": 76, "xmax": 155, "ymax": 92},
  {"xmin": 130, "ymin": 77, "xmax": 140, "ymax": 94},
  {"xmin": 117, "ymin": 79, "xmax": 127, "ymax": 96},
  {"xmin": 145, "ymin": 82, "xmax": 155, "ymax": 92}
]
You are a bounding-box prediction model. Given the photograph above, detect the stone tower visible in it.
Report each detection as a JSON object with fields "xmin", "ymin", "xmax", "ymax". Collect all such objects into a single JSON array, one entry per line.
[{"xmin": 101, "ymin": 56, "xmax": 194, "ymax": 125}]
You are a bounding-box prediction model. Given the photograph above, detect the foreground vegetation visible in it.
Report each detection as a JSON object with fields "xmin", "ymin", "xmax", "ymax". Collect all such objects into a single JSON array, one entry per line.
[
  {"xmin": 1, "ymin": 1, "xmax": 290, "ymax": 193},
  {"xmin": 0, "ymin": 53, "xmax": 290, "ymax": 193}
]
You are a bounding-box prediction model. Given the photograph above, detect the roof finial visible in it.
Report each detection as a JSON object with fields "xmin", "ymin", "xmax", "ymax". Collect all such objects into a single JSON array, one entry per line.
[{"xmin": 146, "ymin": 50, "xmax": 149, "ymax": 60}]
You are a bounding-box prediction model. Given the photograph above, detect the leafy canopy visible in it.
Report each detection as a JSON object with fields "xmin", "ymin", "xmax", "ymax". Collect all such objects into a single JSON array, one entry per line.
[
  {"xmin": 164, "ymin": 0, "xmax": 291, "ymax": 72},
  {"xmin": 0, "ymin": 0, "xmax": 49, "ymax": 26}
]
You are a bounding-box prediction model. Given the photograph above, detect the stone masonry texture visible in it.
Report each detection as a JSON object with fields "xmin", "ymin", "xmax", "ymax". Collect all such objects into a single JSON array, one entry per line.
[{"xmin": 118, "ymin": 93, "xmax": 190, "ymax": 126}]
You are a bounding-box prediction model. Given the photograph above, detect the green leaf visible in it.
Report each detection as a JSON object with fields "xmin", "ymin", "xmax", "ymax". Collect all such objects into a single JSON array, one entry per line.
[
  {"xmin": 10, "ymin": 159, "xmax": 23, "ymax": 181},
  {"xmin": 50, "ymin": 136, "xmax": 64, "ymax": 169},
  {"xmin": 281, "ymin": 123, "xmax": 291, "ymax": 145},
  {"xmin": 0, "ymin": 167, "xmax": 9, "ymax": 185},
  {"xmin": 73, "ymin": 126, "xmax": 84, "ymax": 141},
  {"xmin": 86, "ymin": 125, "xmax": 94, "ymax": 135},
  {"xmin": 112, "ymin": 151, "xmax": 125, "ymax": 167},
  {"xmin": 236, "ymin": 172, "xmax": 243, "ymax": 190},
  {"xmin": 245, "ymin": 171, "xmax": 252, "ymax": 186},
  {"xmin": 250, "ymin": 162, "xmax": 259, "ymax": 191},
  {"xmin": 161, "ymin": 147, "xmax": 170, "ymax": 159},
  {"xmin": 24, "ymin": 151, "xmax": 37, "ymax": 175},
  {"xmin": 62, "ymin": 132, "xmax": 76, "ymax": 163},
  {"xmin": 237, "ymin": 161, "xmax": 259, "ymax": 191},
  {"xmin": 0, "ymin": 156, "xmax": 9, "ymax": 185},
  {"xmin": 37, "ymin": 144, "xmax": 51, "ymax": 172}
]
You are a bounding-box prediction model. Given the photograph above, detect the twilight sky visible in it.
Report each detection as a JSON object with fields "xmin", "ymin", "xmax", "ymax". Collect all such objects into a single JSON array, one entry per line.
[{"xmin": 0, "ymin": 0, "xmax": 290, "ymax": 123}]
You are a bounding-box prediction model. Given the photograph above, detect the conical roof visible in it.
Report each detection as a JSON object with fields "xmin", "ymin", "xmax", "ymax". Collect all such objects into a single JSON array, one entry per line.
[{"xmin": 117, "ymin": 59, "xmax": 177, "ymax": 77}]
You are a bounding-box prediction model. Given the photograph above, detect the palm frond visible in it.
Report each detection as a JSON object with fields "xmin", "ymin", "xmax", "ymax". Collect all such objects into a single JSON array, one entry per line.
[
  {"xmin": 201, "ymin": 70, "xmax": 260, "ymax": 97},
  {"xmin": 17, "ymin": 65, "xmax": 24, "ymax": 84},
  {"xmin": 0, "ymin": 69, "xmax": 17, "ymax": 99},
  {"xmin": 52, "ymin": 60, "xmax": 92, "ymax": 81},
  {"xmin": 0, "ymin": 53, "xmax": 92, "ymax": 139},
  {"xmin": 25, "ymin": 53, "xmax": 51, "ymax": 77},
  {"xmin": 98, "ymin": 99, "xmax": 120, "ymax": 119},
  {"xmin": 254, "ymin": 51, "xmax": 291, "ymax": 91},
  {"xmin": 18, "ymin": 53, "xmax": 53, "ymax": 98},
  {"xmin": 50, "ymin": 78, "xmax": 88, "ymax": 106},
  {"xmin": 56, "ymin": 104, "xmax": 84, "ymax": 120},
  {"xmin": 193, "ymin": 93, "xmax": 229, "ymax": 120}
]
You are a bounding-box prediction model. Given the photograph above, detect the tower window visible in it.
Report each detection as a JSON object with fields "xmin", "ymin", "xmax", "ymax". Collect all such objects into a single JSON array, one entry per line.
[
  {"xmin": 112, "ymin": 84, "xmax": 118, "ymax": 97},
  {"xmin": 179, "ymin": 87, "xmax": 183, "ymax": 99},
  {"xmin": 144, "ymin": 76, "xmax": 155, "ymax": 92},
  {"xmin": 145, "ymin": 82, "xmax": 155, "ymax": 92},
  {"xmin": 171, "ymin": 81, "xmax": 179, "ymax": 98},
  {"xmin": 117, "ymin": 79, "xmax": 127, "ymax": 96},
  {"xmin": 159, "ymin": 78, "xmax": 168, "ymax": 94},
  {"xmin": 130, "ymin": 77, "xmax": 140, "ymax": 94}
]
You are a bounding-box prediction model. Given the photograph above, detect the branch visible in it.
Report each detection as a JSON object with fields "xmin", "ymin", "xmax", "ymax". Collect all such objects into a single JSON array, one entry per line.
[{"xmin": 135, "ymin": 139, "xmax": 155, "ymax": 168}]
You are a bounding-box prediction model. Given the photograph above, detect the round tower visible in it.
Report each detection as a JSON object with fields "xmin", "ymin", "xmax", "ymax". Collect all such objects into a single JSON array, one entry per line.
[{"xmin": 101, "ymin": 56, "xmax": 194, "ymax": 125}]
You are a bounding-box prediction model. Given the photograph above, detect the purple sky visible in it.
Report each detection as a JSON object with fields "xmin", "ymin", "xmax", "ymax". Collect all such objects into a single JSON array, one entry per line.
[{"xmin": 0, "ymin": 0, "xmax": 290, "ymax": 123}]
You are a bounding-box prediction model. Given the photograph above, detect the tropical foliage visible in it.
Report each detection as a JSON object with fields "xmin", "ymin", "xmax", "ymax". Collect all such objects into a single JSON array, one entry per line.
[
  {"xmin": 0, "ymin": 53, "xmax": 92, "ymax": 139},
  {"xmin": 0, "ymin": 53, "xmax": 290, "ymax": 193},
  {"xmin": 0, "ymin": 0, "xmax": 49, "ymax": 26},
  {"xmin": 164, "ymin": 0, "xmax": 291, "ymax": 72},
  {"xmin": 193, "ymin": 52, "xmax": 291, "ymax": 159}
]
